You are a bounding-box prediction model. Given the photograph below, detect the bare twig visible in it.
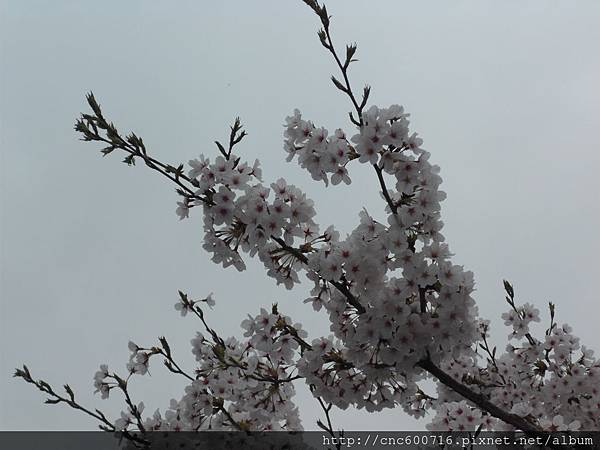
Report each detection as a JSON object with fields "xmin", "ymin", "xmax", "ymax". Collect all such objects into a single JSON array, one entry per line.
[{"xmin": 13, "ymin": 366, "xmax": 148, "ymax": 446}]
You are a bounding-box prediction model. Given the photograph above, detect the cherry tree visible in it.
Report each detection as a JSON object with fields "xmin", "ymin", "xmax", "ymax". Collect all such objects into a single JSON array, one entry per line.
[{"xmin": 15, "ymin": 0, "xmax": 599, "ymax": 444}]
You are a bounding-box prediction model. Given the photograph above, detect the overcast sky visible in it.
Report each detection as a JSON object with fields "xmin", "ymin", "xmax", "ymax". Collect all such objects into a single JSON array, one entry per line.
[{"xmin": 1, "ymin": 0, "xmax": 599, "ymax": 432}]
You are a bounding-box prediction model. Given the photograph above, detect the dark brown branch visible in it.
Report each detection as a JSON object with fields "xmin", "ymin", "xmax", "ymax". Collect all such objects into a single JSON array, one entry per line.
[
  {"xmin": 417, "ymin": 358, "xmax": 541, "ymax": 434},
  {"xmin": 13, "ymin": 366, "xmax": 148, "ymax": 446},
  {"xmin": 307, "ymin": 12, "xmax": 543, "ymax": 431},
  {"xmin": 271, "ymin": 236, "xmax": 366, "ymax": 314},
  {"xmin": 217, "ymin": 404, "xmax": 243, "ymax": 431},
  {"xmin": 374, "ymin": 164, "xmax": 399, "ymax": 215},
  {"xmin": 155, "ymin": 344, "xmax": 196, "ymax": 382},
  {"xmin": 112, "ymin": 374, "xmax": 146, "ymax": 433},
  {"xmin": 305, "ymin": 4, "xmax": 403, "ymax": 225},
  {"xmin": 418, "ymin": 287, "xmax": 427, "ymax": 314},
  {"xmin": 312, "ymin": 385, "xmax": 342, "ymax": 450},
  {"xmin": 303, "ymin": 1, "xmax": 365, "ymax": 125}
]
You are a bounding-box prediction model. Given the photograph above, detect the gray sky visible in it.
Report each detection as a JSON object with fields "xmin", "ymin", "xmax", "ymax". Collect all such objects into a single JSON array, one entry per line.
[{"xmin": 1, "ymin": 0, "xmax": 599, "ymax": 431}]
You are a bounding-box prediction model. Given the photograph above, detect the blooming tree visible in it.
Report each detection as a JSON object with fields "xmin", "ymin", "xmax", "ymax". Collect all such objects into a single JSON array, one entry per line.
[{"xmin": 16, "ymin": 0, "xmax": 599, "ymax": 444}]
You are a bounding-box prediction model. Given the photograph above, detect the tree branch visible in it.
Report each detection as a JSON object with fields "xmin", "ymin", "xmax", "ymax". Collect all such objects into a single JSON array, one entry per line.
[{"xmin": 417, "ymin": 358, "xmax": 541, "ymax": 434}]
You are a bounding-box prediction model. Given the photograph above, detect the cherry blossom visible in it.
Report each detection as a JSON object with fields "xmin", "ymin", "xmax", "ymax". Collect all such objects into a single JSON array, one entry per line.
[{"xmin": 15, "ymin": 0, "xmax": 599, "ymax": 443}]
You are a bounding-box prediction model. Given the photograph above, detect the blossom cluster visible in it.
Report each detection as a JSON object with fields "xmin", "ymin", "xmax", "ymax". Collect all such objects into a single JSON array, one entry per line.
[
  {"xmin": 501, "ymin": 302, "xmax": 541, "ymax": 339},
  {"xmin": 95, "ymin": 302, "xmax": 308, "ymax": 432},
  {"xmin": 283, "ymin": 109, "xmax": 352, "ymax": 186},
  {"xmin": 182, "ymin": 149, "xmax": 324, "ymax": 290},
  {"xmin": 66, "ymin": 90, "xmax": 600, "ymax": 440},
  {"xmin": 487, "ymin": 321, "xmax": 599, "ymax": 431},
  {"xmin": 92, "ymin": 103, "xmax": 599, "ymax": 433},
  {"xmin": 282, "ymin": 106, "xmax": 481, "ymax": 416},
  {"xmin": 18, "ymin": 1, "xmax": 599, "ymax": 440},
  {"xmin": 177, "ymin": 104, "xmax": 482, "ymax": 402},
  {"xmin": 429, "ymin": 307, "xmax": 600, "ymax": 431},
  {"xmin": 427, "ymin": 400, "xmax": 496, "ymax": 432},
  {"xmin": 96, "ymin": 104, "xmax": 487, "ymax": 429}
]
